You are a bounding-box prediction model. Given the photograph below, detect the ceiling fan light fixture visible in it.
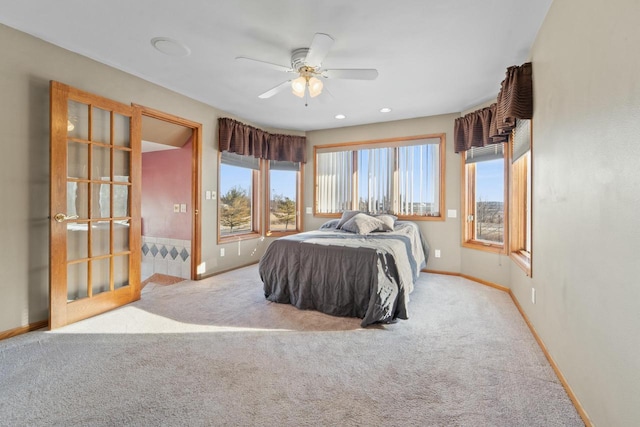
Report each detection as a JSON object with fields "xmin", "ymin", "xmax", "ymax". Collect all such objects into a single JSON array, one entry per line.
[
  {"xmin": 308, "ymin": 77, "xmax": 323, "ymax": 98},
  {"xmin": 291, "ymin": 76, "xmax": 306, "ymax": 97}
]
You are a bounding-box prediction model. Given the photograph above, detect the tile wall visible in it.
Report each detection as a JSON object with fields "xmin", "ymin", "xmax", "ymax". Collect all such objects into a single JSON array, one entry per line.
[{"xmin": 141, "ymin": 236, "xmax": 191, "ymax": 281}]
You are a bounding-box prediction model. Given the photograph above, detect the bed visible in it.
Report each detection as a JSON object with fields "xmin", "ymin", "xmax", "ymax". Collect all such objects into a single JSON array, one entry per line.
[{"xmin": 259, "ymin": 212, "xmax": 428, "ymax": 327}]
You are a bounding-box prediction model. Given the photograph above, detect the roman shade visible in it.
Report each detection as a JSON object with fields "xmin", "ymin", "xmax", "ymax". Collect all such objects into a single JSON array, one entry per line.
[
  {"xmin": 220, "ymin": 151, "xmax": 260, "ymax": 170},
  {"xmin": 269, "ymin": 159, "xmax": 300, "ymax": 171},
  {"xmin": 511, "ymin": 119, "xmax": 531, "ymax": 163},
  {"xmin": 218, "ymin": 117, "xmax": 306, "ymax": 163},
  {"xmin": 465, "ymin": 143, "xmax": 505, "ymax": 164}
]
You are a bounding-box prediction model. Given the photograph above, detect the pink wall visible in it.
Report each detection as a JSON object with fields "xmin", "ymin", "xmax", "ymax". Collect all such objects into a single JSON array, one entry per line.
[{"xmin": 142, "ymin": 139, "xmax": 192, "ymax": 240}]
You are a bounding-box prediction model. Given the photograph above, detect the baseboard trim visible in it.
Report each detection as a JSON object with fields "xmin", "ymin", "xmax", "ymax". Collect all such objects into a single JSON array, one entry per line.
[
  {"xmin": 423, "ymin": 269, "xmax": 509, "ymax": 292},
  {"xmin": 0, "ymin": 319, "xmax": 48, "ymax": 341},
  {"xmin": 508, "ymin": 292, "xmax": 592, "ymax": 426},
  {"xmin": 422, "ymin": 268, "xmax": 460, "ymax": 277},
  {"xmin": 422, "ymin": 268, "xmax": 591, "ymax": 427},
  {"xmin": 198, "ymin": 261, "xmax": 260, "ymax": 281}
]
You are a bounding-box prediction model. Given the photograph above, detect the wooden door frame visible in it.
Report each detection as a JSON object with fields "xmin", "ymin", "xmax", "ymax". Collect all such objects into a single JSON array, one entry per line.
[{"xmin": 133, "ymin": 104, "xmax": 202, "ymax": 280}]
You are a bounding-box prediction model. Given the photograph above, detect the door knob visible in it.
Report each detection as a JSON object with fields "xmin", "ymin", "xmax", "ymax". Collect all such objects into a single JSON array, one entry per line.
[{"xmin": 54, "ymin": 213, "xmax": 79, "ymax": 223}]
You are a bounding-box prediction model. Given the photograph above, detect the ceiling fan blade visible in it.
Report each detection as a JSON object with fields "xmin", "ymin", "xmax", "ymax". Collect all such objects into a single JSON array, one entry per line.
[
  {"xmin": 304, "ymin": 33, "xmax": 334, "ymax": 67},
  {"xmin": 258, "ymin": 80, "xmax": 291, "ymax": 99},
  {"xmin": 236, "ymin": 57, "xmax": 292, "ymax": 73},
  {"xmin": 323, "ymin": 69, "xmax": 379, "ymax": 80}
]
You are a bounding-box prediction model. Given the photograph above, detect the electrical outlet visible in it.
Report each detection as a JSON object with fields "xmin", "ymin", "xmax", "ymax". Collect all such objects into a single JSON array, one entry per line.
[
  {"xmin": 212, "ymin": 191, "xmax": 216, "ymax": 200},
  {"xmin": 173, "ymin": 204, "xmax": 180, "ymax": 213},
  {"xmin": 434, "ymin": 249, "xmax": 441, "ymax": 258},
  {"xmin": 220, "ymin": 248, "xmax": 225, "ymax": 257},
  {"xmin": 531, "ymin": 288, "xmax": 536, "ymax": 304}
]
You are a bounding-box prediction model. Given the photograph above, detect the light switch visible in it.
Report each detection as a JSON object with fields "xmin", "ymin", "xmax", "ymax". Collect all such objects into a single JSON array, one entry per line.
[
  {"xmin": 173, "ymin": 204, "xmax": 180, "ymax": 213},
  {"xmin": 306, "ymin": 207, "xmax": 312, "ymax": 214},
  {"xmin": 212, "ymin": 191, "xmax": 217, "ymax": 200},
  {"xmin": 447, "ymin": 209, "xmax": 457, "ymax": 218},
  {"xmin": 180, "ymin": 204, "xmax": 187, "ymax": 213},
  {"xmin": 205, "ymin": 190, "xmax": 211, "ymax": 200}
]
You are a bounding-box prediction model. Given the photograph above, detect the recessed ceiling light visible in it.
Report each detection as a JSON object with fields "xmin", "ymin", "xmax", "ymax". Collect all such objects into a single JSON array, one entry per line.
[
  {"xmin": 335, "ymin": 114, "xmax": 346, "ymax": 120},
  {"xmin": 380, "ymin": 107, "xmax": 392, "ymax": 113},
  {"xmin": 151, "ymin": 37, "xmax": 191, "ymax": 57}
]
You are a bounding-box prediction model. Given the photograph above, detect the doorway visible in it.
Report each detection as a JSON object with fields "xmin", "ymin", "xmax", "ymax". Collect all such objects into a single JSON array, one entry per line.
[{"xmin": 135, "ymin": 105, "xmax": 202, "ymax": 284}]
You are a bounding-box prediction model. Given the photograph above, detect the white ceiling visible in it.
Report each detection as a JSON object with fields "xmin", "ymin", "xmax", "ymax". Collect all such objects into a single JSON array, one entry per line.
[{"xmin": 0, "ymin": 0, "xmax": 552, "ymax": 132}]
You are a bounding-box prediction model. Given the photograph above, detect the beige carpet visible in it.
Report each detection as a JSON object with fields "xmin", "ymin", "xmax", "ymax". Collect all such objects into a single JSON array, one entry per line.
[{"xmin": 0, "ymin": 265, "xmax": 583, "ymax": 426}]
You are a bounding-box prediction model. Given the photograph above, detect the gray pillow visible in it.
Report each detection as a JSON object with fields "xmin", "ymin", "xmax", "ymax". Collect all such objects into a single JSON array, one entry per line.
[
  {"xmin": 336, "ymin": 210, "xmax": 361, "ymax": 229},
  {"xmin": 341, "ymin": 213, "xmax": 385, "ymax": 235},
  {"xmin": 319, "ymin": 219, "xmax": 340, "ymax": 230}
]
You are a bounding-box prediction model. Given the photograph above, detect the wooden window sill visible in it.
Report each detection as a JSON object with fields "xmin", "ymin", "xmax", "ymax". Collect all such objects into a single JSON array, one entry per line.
[
  {"xmin": 218, "ymin": 232, "xmax": 262, "ymax": 244},
  {"xmin": 510, "ymin": 251, "xmax": 531, "ymax": 276},
  {"xmin": 462, "ymin": 241, "xmax": 506, "ymax": 255},
  {"xmin": 266, "ymin": 230, "xmax": 301, "ymax": 238}
]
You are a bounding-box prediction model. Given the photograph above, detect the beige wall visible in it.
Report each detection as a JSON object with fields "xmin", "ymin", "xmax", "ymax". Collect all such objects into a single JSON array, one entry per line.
[
  {"xmin": 305, "ymin": 114, "xmax": 462, "ymax": 273},
  {"xmin": 511, "ymin": 0, "xmax": 640, "ymax": 424}
]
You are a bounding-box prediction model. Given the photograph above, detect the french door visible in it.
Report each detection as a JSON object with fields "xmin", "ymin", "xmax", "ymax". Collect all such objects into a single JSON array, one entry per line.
[{"xmin": 49, "ymin": 81, "xmax": 141, "ymax": 329}]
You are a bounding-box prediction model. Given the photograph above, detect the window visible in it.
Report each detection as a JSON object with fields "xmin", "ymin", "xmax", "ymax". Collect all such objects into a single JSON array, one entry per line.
[
  {"xmin": 314, "ymin": 135, "xmax": 445, "ymax": 219},
  {"xmin": 462, "ymin": 144, "xmax": 508, "ymax": 253},
  {"xmin": 218, "ymin": 151, "xmax": 260, "ymax": 241},
  {"xmin": 267, "ymin": 160, "xmax": 302, "ymax": 235},
  {"xmin": 509, "ymin": 119, "xmax": 532, "ymax": 275}
]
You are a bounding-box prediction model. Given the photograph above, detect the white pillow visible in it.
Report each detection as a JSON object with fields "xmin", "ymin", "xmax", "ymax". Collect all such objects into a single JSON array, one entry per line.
[{"xmin": 373, "ymin": 214, "xmax": 395, "ymax": 232}]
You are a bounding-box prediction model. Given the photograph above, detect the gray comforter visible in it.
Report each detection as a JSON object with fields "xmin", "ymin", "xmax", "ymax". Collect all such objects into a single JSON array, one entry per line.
[{"xmin": 259, "ymin": 221, "xmax": 427, "ymax": 326}]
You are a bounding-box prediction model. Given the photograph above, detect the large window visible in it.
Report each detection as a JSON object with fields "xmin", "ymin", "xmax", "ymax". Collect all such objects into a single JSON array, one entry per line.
[
  {"xmin": 509, "ymin": 119, "xmax": 532, "ymax": 275},
  {"xmin": 314, "ymin": 135, "xmax": 445, "ymax": 219},
  {"xmin": 462, "ymin": 144, "xmax": 507, "ymax": 253},
  {"xmin": 218, "ymin": 151, "xmax": 260, "ymax": 241},
  {"xmin": 267, "ymin": 160, "xmax": 302, "ymax": 235}
]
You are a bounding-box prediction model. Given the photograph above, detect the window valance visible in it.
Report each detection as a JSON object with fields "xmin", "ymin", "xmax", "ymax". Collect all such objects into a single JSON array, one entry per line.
[
  {"xmin": 218, "ymin": 117, "xmax": 307, "ymax": 163},
  {"xmin": 454, "ymin": 62, "xmax": 532, "ymax": 153},
  {"xmin": 454, "ymin": 103, "xmax": 506, "ymax": 153}
]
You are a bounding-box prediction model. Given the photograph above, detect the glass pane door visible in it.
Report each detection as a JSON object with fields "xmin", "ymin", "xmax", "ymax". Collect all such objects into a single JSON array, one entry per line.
[
  {"xmin": 65, "ymin": 100, "xmax": 132, "ymax": 301},
  {"xmin": 50, "ymin": 81, "xmax": 140, "ymax": 330}
]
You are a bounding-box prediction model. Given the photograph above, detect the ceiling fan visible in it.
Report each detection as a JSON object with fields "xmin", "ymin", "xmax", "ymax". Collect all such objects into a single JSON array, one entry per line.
[{"xmin": 236, "ymin": 33, "xmax": 378, "ymax": 102}]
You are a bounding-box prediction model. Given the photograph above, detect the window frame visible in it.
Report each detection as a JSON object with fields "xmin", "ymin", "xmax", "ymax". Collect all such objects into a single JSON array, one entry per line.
[
  {"xmin": 265, "ymin": 160, "xmax": 304, "ymax": 237},
  {"xmin": 313, "ymin": 134, "xmax": 446, "ymax": 221},
  {"xmin": 509, "ymin": 120, "xmax": 533, "ymax": 276},
  {"xmin": 217, "ymin": 152, "xmax": 262, "ymax": 244},
  {"xmin": 461, "ymin": 146, "xmax": 509, "ymax": 254}
]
